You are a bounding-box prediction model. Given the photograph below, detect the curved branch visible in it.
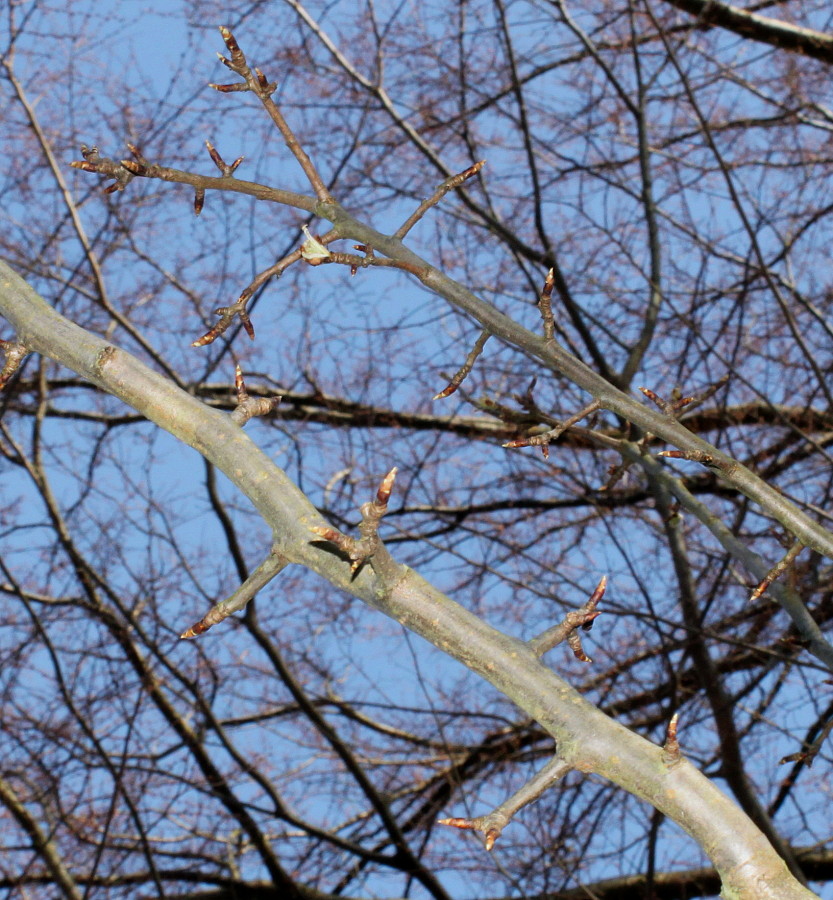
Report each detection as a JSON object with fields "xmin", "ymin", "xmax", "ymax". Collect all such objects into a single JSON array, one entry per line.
[{"xmin": 0, "ymin": 261, "xmax": 819, "ymax": 900}]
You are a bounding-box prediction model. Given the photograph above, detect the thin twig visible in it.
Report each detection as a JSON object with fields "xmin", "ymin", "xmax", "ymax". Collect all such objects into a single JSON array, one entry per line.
[
  {"xmin": 433, "ymin": 330, "xmax": 491, "ymax": 400},
  {"xmin": 749, "ymin": 541, "xmax": 803, "ymax": 603},
  {"xmin": 214, "ymin": 27, "xmax": 333, "ymax": 202},
  {"xmin": 528, "ymin": 576, "xmax": 606, "ymax": 658},
  {"xmin": 504, "ymin": 399, "xmax": 601, "ymax": 459},
  {"xmin": 538, "ymin": 268, "xmax": 555, "ymax": 341},
  {"xmin": 181, "ymin": 549, "xmax": 288, "ymax": 638},
  {"xmin": 439, "ymin": 756, "xmax": 570, "ymax": 850},
  {"xmin": 395, "ymin": 160, "xmax": 485, "ymax": 240}
]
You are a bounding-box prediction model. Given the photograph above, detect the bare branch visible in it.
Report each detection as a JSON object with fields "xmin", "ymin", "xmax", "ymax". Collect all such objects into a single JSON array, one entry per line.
[
  {"xmin": 662, "ymin": 0, "xmax": 833, "ymax": 65},
  {"xmin": 433, "ymin": 329, "xmax": 491, "ymax": 400},
  {"xmin": 528, "ymin": 576, "xmax": 606, "ymax": 659},
  {"xmin": 181, "ymin": 548, "xmax": 288, "ymax": 638},
  {"xmin": 395, "ymin": 160, "xmax": 485, "ymax": 240},
  {"xmin": 439, "ymin": 757, "xmax": 570, "ymax": 850},
  {"xmin": 750, "ymin": 541, "xmax": 804, "ymax": 604}
]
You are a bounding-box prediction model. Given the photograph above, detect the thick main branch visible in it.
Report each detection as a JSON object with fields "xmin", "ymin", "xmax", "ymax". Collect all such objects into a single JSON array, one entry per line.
[{"xmin": 0, "ymin": 261, "xmax": 818, "ymax": 900}]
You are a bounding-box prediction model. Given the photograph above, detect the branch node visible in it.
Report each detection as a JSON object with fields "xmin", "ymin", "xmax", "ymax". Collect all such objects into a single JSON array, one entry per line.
[
  {"xmin": 529, "ymin": 576, "xmax": 606, "ymax": 659},
  {"xmin": 640, "ymin": 385, "xmax": 697, "ymax": 417},
  {"xmin": 191, "ymin": 299, "xmax": 255, "ymax": 347},
  {"xmin": 309, "ymin": 468, "xmax": 398, "ymax": 572},
  {"xmin": 205, "ymin": 140, "xmax": 244, "ymax": 177},
  {"xmin": 71, "ymin": 144, "xmax": 137, "ymax": 193},
  {"xmin": 254, "ymin": 67, "xmax": 277, "ymax": 94},
  {"xmin": 230, "ymin": 365, "xmax": 281, "ymax": 426},
  {"xmin": 439, "ymin": 756, "xmax": 569, "ymax": 850},
  {"xmin": 437, "ymin": 816, "xmax": 504, "ymax": 852},
  {"xmin": 504, "ymin": 399, "xmax": 601, "ymax": 459}
]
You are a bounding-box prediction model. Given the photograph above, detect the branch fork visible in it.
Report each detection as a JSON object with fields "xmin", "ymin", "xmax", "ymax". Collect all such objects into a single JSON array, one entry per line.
[
  {"xmin": 191, "ymin": 298, "xmax": 255, "ymax": 347},
  {"xmin": 205, "ymin": 140, "xmax": 244, "ymax": 178},
  {"xmin": 640, "ymin": 375, "xmax": 728, "ymax": 420},
  {"xmin": 310, "ymin": 468, "xmax": 398, "ymax": 572},
  {"xmin": 212, "ymin": 27, "xmax": 332, "ymax": 203},
  {"xmin": 504, "ymin": 399, "xmax": 601, "ymax": 459},
  {"xmin": 230, "ymin": 365, "xmax": 280, "ymax": 426},
  {"xmin": 70, "ymin": 144, "xmax": 137, "ymax": 194},
  {"xmin": 528, "ymin": 576, "xmax": 606, "ymax": 660}
]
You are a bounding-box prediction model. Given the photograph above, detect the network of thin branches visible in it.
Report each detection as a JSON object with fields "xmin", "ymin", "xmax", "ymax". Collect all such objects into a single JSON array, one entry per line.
[{"xmin": 1, "ymin": 1, "xmax": 832, "ymax": 898}]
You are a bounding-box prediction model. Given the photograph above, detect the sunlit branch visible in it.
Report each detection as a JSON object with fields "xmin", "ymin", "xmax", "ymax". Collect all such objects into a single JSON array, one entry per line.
[
  {"xmin": 594, "ymin": 433, "xmax": 833, "ymax": 672},
  {"xmin": 528, "ymin": 576, "xmax": 606, "ymax": 660},
  {"xmin": 214, "ymin": 26, "xmax": 333, "ymax": 202},
  {"xmin": 433, "ymin": 329, "xmax": 491, "ymax": 400},
  {"xmin": 395, "ymin": 160, "xmax": 486, "ymax": 240},
  {"xmin": 0, "ymin": 251, "xmax": 820, "ymax": 900},
  {"xmin": 504, "ymin": 399, "xmax": 601, "ymax": 459},
  {"xmin": 439, "ymin": 756, "xmax": 570, "ymax": 850}
]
